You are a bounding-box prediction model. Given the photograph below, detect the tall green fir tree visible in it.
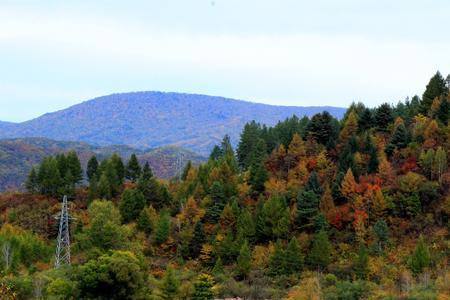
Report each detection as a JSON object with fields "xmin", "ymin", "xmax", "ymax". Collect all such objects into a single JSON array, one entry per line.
[{"xmin": 125, "ymin": 154, "xmax": 141, "ymax": 182}]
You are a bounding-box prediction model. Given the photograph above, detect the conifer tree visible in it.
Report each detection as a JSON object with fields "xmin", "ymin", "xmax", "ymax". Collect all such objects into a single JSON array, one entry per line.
[
  {"xmin": 308, "ymin": 230, "xmax": 331, "ymax": 269},
  {"xmin": 155, "ymin": 212, "xmax": 171, "ymax": 244},
  {"xmin": 212, "ymin": 257, "xmax": 224, "ymax": 275},
  {"xmin": 437, "ymin": 97, "xmax": 449, "ymax": 124},
  {"xmin": 97, "ymin": 173, "xmax": 112, "ymax": 200},
  {"xmin": 125, "ymin": 154, "xmax": 141, "ymax": 182},
  {"xmin": 137, "ymin": 205, "xmax": 158, "ymax": 234},
  {"xmin": 87, "ymin": 155, "xmax": 99, "ymax": 182},
  {"xmin": 385, "ymin": 123, "xmax": 409, "ymax": 156},
  {"xmin": 181, "ymin": 160, "xmax": 192, "ymax": 180},
  {"xmin": 358, "ymin": 108, "xmax": 374, "ymax": 132},
  {"xmin": 339, "ymin": 110, "xmax": 358, "ymax": 144},
  {"xmin": 409, "ymin": 235, "xmax": 431, "ymax": 275},
  {"xmin": 119, "ymin": 188, "xmax": 146, "ymax": 223},
  {"xmin": 191, "ymin": 274, "xmax": 215, "ymax": 300},
  {"xmin": 159, "ymin": 266, "xmax": 180, "ymax": 300},
  {"xmin": 190, "ymin": 222, "xmax": 206, "ymax": 258},
  {"xmin": 236, "ymin": 240, "xmax": 251, "ymax": 279},
  {"xmin": 66, "ymin": 151, "xmax": 83, "ymax": 184},
  {"xmin": 110, "ymin": 153, "xmax": 125, "ymax": 184},
  {"xmin": 373, "ymin": 219, "xmax": 389, "ymax": 254},
  {"xmin": 236, "ymin": 208, "xmax": 256, "ymax": 243},
  {"xmin": 285, "ymin": 237, "xmax": 303, "ymax": 274},
  {"xmin": 297, "ymin": 189, "xmax": 320, "ymax": 229},
  {"xmin": 237, "ymin": 121, "xmax": 262, "ymax": 170},
  {"xmin": 421, "ymin": 71, "xmax": 447, "ymax": 114},
  {"xmin": 268, "ymin": 240, "xmax": 286, "ymax": 276},
  {"xmin": 354, "ymin": 244, "xmax": 369, "ymax": 279},
  {"xmin": 306, "ymin": 111, "xmax": 338, "ymax": 146},
  {"xmin": 25, "ymin": 167, "xmax": 39, "ymax": 193},
  {"xmin": 319, "ymin": 183, "xmax": 336, "ymax": 222},
  {"xmin": 305, "ymin": 171, "xmax": 323, "ymax": 196},
  {"xmin": 374, "ymin": 103, "xmax": 394, "ymax": 131}
]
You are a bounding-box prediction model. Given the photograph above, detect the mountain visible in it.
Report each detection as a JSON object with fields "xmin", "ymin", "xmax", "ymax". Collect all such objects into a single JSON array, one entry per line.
[
  {"xmin": 0, "ymin": 92, "xmax": 346, "ymax": 155},
  {"xmin": 0, "ymin": 137, "xmax": 205, "ymax": 191}
]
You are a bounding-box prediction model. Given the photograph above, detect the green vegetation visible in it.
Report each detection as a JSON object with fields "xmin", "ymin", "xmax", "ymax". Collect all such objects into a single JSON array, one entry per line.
[{"xmin": 0, "ymin": 72, "xmax": 449, "ymax": 298}]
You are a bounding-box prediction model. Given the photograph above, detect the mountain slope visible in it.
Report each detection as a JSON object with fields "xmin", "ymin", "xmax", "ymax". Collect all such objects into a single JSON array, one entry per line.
[
  {"xmin": 0, "ymin": 137, "xmax": 205, "ymax": 191},
  {"xmin": 0, "ymin": 92, "xmax": 346, "ymax": 155}
]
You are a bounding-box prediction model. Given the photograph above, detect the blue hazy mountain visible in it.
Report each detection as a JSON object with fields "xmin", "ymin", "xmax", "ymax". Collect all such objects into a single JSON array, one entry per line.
[{"xmin": 0, "ymin": 92, "xmax": 346, "ymax": 155}]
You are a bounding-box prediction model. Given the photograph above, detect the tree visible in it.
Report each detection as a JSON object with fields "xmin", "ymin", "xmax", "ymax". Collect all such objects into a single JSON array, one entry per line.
[
  {"xmin": 191, "ymin": 274, "xmax": 215, "ymax": 300},
  {"xmin": 77, "ymin": 250, "xmax": 145, "ymax": 300},
  {"xmin": 319, "ymin": 183, "xmax": 336, "ymax": 223},
  {"xmin": 358, "ymin": 108, "xmax": 374, "ymax": 132},
  {"xmin": 97, "ymin": 173, "xmax": 112, "ymax": 200},
  {"xmin": 257, "ymin": 196, "xmax": 289, "ymax": 241},
  {"xmin": 297, "ymin": 190, "xmax": 320, "ymax": 229},
  {"xmin": 368, "ymin": 146, "xmax": 379, "ymax": 174},
  {"xmin": 305, "ymin": 171, "xmax": 323, "ymax": 196},
  {"xmin": 110, "ymin": 153, "xmax": 125, "ymax": 184},
  {"xmin": 268, "ymin": 240, "xmax": 286, "ymax": 276},
  {"xmin": 155, "ymin": 212, "xmax": 171, "ymax": 244},
  {"xmin": 66, "ymin": 151, "xmax": 83, "ymax": 184},
  {"xmin": 37, "ymin": 157, "xmax": 62, "ymax": 197},
  {"xmin": 189, "ymin": 222, "xmax": 206, "ymax": 258},
  {"xmin": 339, "ymin": 110, "xmax": 358, "ymax": 144},
  {"xmin": 409, "ymin": 235, "xmax": 431, "ymax": 275},
  {"xmin": 340, "ymin": 168, "xmax": 357, "ymax": 202},
  {"xmin": 236, "ymin": 240, "xmax": 251, "ymax": 279},
  {"xmin": 374, "ymin": 103, "xmax": 394, "ymax": 131},
  {"xmin": 82, "ymin": 200, "xmax": 129, "ymax": 251},
  {"xmin": 354, "ymin": 244, "xmax": 368, "ymax": 279},
  {"xmin": 373, "ymin": 219, "xmax": 389, "ymax": 254},
  {"xmin": 137, "ymin": 206, "xmax": 158, "ymax": 235},
  {"xmin": 433, "ymin": 146, "xmax": 447, "ymax": 183},
  {"xmin": 385, "ymin": 123, "xmax": 409, "ymax": 156},
  {"xmin": 306, "ymin": 111, "xmax": 338, "ymax": 146},
  {"xmin": 237, "ymin": 121, "xmax": 262, "ymax": 170},
  {"xmin": 285, "ymin": 237, "xmax": 303, "ymax": 274},
  {"xmin": 419, "ymin": 149, "xmax": 435, "ymax": 179},
  {"xmin": 248, "ymin": 138, "xmax": 268, "ymax": 193},
  {"xmin": 125, "ymin": 154, "xmax": 141, "ymax": 182},
  {"xmin": 119, "ymin": 188, "xmax": 146, "ymax": 223},
  {"xmin": 159, "ymin": 266, "xmax": 180, "ymax": 300},
  {"xmin": 307, "ymin": 230, "xmax": 331, "ymax": 269},
  {"xmin": 25, "ymin": 167, "xmax": 39, "ymax": 193},
  {"xmin": 437, "ymin": 97, "xmax": 450, "ymax": 124},
  {"xmin": 421, "ymin": 71, "xmax": 447, "ymax": 114},
  {"xmin": 87, "ymin": 155, "xmax": 99, "ymax": 182},
  {"xmin": 236, "ymin": 208, "xmax": 256, "ymax": 243}
]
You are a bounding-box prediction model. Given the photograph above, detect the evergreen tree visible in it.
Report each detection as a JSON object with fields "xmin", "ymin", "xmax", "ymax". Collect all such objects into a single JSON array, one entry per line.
[
  {"xmin": 354, "ymin": 244, "xmax": 369, "ymax": 279},
  {"xmin": 307, "ymin": 230, "xmax": 331, "ymax": 269},
  {"xmin": 119, "ymin": 188, "xmax": 146, "ymax": 223},
  {"xmin": 285, "ymin": 237, "xmax": 303, "ymax": 274},
  {"xmin": 97, "ymin": 173, "xmax": 112, "ymax": 200},
  {"xmin": 125, "ymin": 154, "xmax": 141, "ymax": 182},
  {"xmin": 297, "ymin": 190, "xmax": 320, "ymax": 229},
  {"xmin": 248, "ymin": 138, "xmax": 268, "ymax": 193},
  {"xmin": 66, "ymin": 151, "xmax": 83, "ymax": 184},
  {"xmin": 237, "ymin": 121, "xmax": 262, "ymax": 170},
  {"xmin": 37, "ymin": 157, "xmax": 62, "ymax": 197},
  {"xmin": 212, "ymin": 257, "xmax": 224, "ymax": 275},
  {"xmin": 305, "ymin": 171, "xmax": 323, "ymax": 196},
  {"xmin": 268, "ymin": 240, "xmax": 286, "ymax": 276},
  {"xmin": 190, "ymin": 222, "xmax": 206, "ymax": 258},
  {"xmin": 159, "ymin": 266, "xmax": 180, "ymax": 300},
  {"xmin": 155, "ymin": 212, "xmax": 171, "ymax": 244},
  {"xmin": 181, "ymin": 160, "xmax": 192, "ymax": 180},
  {"xmin": 437, "ymin": 98, "xmax": 450, "ymax": 124},
  {"xmin": 236, "ymin": 208, "xmax": 256, "ymax": 243},
  {"xmin": 368, "ymin": 146, "xmax": 379, "ymax": 174},
  {"xmin": 137, "ymin": 205, "xmax": 158, "ymax": 234},
  {"xmin": 421, "ymin": 71, "xmax": 447, "ymax": 114},
  {"xmin": 373, "ymin": 219, "xmax": 389, "ymax": 254},
  {"xmin": 385, "ymin": 123, "xmax": 409, "ymax": 156},
  {"xmin": 306, "ymin": 111, "xmax": 338, "ymax": 146},
  {"xmin": 87, "ymin": 155, "xmax": 99, "ymax": 182},
  {"xmin": 205, "ymin": 181, "xmax": 226, "ymax": 223},
  {"xmin": 209, "ymin": 145, "xmax": 222, "ymax": 161},
  {"xmin": 191, "ymin": 274, "xmax": 215, "ymax": 300},
  {"xmin": 374, "ymin": 103, "xmax": 394, "ymax": 131},
  {"xmin": 409, "ymin": 235, "xmax": 431, "ymax": 275},
  {"xmin": 87, "ymin": 176, "xmax": 98, "ymax": 202},
  {"xmin": 110, "ymin": 154, "xmax": 125, "ymax": 184},
  {"xmin": 236, "ymin": 240, "xmax": 251, "ymax": 279},
  {"xmin": 25, "ymin": 167, "xmax": 39, "ymax": 193},
  {"xmin": 358, "ymin": 108, "xmax": 374, "ymax": 132}
]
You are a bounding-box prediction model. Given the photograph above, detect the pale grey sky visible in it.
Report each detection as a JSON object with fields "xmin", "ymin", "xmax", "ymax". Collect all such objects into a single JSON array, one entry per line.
[{"xmin": 0, "ymin": 0, "xmax": 449, "ymax": 122}]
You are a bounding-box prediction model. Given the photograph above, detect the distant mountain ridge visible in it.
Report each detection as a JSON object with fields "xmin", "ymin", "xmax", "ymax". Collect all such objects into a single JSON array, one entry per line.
[
  {"xmin": 0, "ymin": 92, "xmax": 346, "ymax": 155},
  {"xmin": 0, "ymin": 137, "xmax": 205, "ymax": 191}
]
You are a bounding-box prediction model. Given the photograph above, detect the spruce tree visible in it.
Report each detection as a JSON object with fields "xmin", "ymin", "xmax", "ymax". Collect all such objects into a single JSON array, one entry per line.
[
  {"xmin": 119, "ymin": 188, "xmax": 146, "ymax": 223},
  {"xmin": 437, "ymin": 98, "xmax": 449, "ymax": 124},
  {"xmin": 87, "ymin": 155, "xmax": 99, "ymax": 182},
  {"xmin": 159, "ymin": 266, "xmax": 180, "ymax": 300},
  {"xmin": 268, "ymin": 240, "xmax": 286, "ymax": 276},
  {"xmin": 191, "ymin": 274, "xmax": 215, "ymax": 300},
  {"xmin": 421, "ymin": 71, "xmax": 447, "ymax": 114},
  {"xmin": 297, "ymin": 190, "xmax": 320, "ymax": 229},
  {"xmin": 66, "ymin": 151, "xmax": 83, "ymax": 184},
  {"xmin": 155, "ymin": 212, "xmax": 171, "ymax": 244},
  {"xmin": 374, "ymin": 103, "xmax": 394, "ymax": 131},
  {"xmin": 373, "ymin": 219, "xmax": 389, "ymax": 254},
  {"xmin": 285, "ymin": 237, "xmax": 303, "ymax": 274},
  {"xmin": 354, "ymin": 244, "xmax": 369, "ymax": 279},
  {"xmin": 25, "ymin": 167, "xmax": 39, "ymax": 193},
  {"xmin": 97, "ymin": 173, "xmax": 112, "ymax": 200},
  {"xmin": 236, "ymin": 240, "xmax": 251, "ymax": 279},
  {"xmin": 190, "ymin": 222, "xmax": 206, "ymax": 258},
  {"xmin": 308, "ymin": 230, "xmax": 331, "ymax": 269},
  {"xmin": 125, "ymin": 154, "xmax": 141, "ymax": 182},
  {"xmin": 409, "ymin": 235, "xmax": 431, "ymax": 275},
  {"xmin": 110, "ymin": 154, "xmax": 125, "ymax": 184}
]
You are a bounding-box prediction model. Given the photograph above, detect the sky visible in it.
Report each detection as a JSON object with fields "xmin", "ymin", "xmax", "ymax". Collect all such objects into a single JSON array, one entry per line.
[{"xmin": 0, "ymin": 0, "xmax": 449, "ymax": 122}]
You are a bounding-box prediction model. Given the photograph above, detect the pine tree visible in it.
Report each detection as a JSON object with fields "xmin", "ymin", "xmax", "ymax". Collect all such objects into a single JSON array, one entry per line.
[
  {"xmin": 125, "ymin": 154, "xmax": 141, "ymax": 182},
  {"xmin": 354, "ymin": 244, "xmax": 369, "ymax": 279},
  {"xmin": 191, "ymin": 274, "xmax": 215, "ymax": 300},
  {"xmin": 285, "ymin": 237, "xmax": 303, "ymax": 274},
  {"xmin": 305, "ymin": 171, "xmax": 323, "ymax": 196},
  {"xmin": 319, "ymin": 183, "xmax": 335, "ymax": 222},
  {"xmin": 237, "ymin": 121, "xmax": 262, "ymax": 170},
  {"xmin": 66, "ymin": 151, "xmax": 83, "ymax": 184},
  {"xmin": 306, "ymin": 111, "xmax": 338, "ymax": 146},
  {"xmin": 87, "ymin": 155, "xmax": 99, "ymax": 182},
  {"xmin": 236, "ymin": 208, "xmax": 256, "ymax": 243},
  {"xmin": 190, "ymin": 222, "xmax": 206, "ymax": 258},
  {"xmin": 25, "ymin": 167, "xmax": 39, "ymax": 193},
  {"xmin": 339, "ymin": 110, "xmax": 358, "ymax": 144},
  {"xmin": 155, "ymin": 212, "xmax": 171, "ymax": 244},
  {"xmin": 97, "ymin": 173, "xmax": 112, "ymax": 200},
  {"xmin": 368, "ymin": 146, "xmax": 379, "ymax": 174},
  {"xmin": 409, "ymin": 235, "xmax": 431, "ymax": 275},
  {"xmin": 236, "ymin": 240, "xmax": 251, "ymax": 279},
  {"xmin": 37, "ymin": 157, "xmax": 62, "ymax": 197},
  {"xmin": 268, "ymin": 240, "xmax": 286, "ymax": 276},
  {"xmin": 119, "ymin": 188, "xmax": 146, "ymax": 223},
  {"xmin": 358, "ymin": 108, "xmax": 374, "ymax": 132},
  {"xmin": 181, "ymin": 160, "xmax": 192, "ymax": 180},
  {"xmin": 212, "ymin": 257, "xmax": 224, "ymax": 275},
  {"xmin": 385, "ymin": 123, "xmax": 409, "ymax": 156},
  {"xmin": 373, "ymin": 219, "xmax": 389, "ymax": 254},
  {"xmin": 421, "ymin": 71, "xmax": 447, "ymax": 114},
  {"xmin": 137, "ymin": 205, "xmax": 158, "ymax": 234},
  {"xmin": 308, "ymin": 230, "xmax": 331, "ymax": 269},
  {"xmin": 110, "ymin": 153, "xmax": 125, "ymax": 184},
  {"xmin": 341, "ymin": 168, "xmax": 357, "ymax": 201},
  {"xmin": 297, "ymin": 190, "xmax": 320, "ymax": 229},
  {"xmin": 374, "ymin": 103, "xmax": 394, "ymax": 131},
  {"xmin": 159, "ymin": 266, "xmax": 180, "ymax": 300}
]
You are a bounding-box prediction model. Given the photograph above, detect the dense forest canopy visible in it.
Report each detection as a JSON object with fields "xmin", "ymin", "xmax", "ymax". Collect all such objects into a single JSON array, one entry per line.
[{"xmin": 0, "ymin": 71, "xmax": 449, "ymax": 299}]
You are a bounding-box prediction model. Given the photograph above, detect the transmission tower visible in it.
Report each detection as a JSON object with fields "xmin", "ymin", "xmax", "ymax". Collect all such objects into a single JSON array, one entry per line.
[{"xmin": 55, "ymin": 195, "xmax": 71, "ymax": 268}]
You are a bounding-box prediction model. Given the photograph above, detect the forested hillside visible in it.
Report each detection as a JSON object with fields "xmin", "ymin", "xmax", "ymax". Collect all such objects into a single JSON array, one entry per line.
[
  {"xmin": 0, "ymin": 92, "xmax": 346, "ymax": 155},
  {"xmin": 0, "ymin": 72, "xmax": 449, "ymax": 299},
  {"xmin": 0, "ymin": 138, "xmax": 204, "ymax": 191}
]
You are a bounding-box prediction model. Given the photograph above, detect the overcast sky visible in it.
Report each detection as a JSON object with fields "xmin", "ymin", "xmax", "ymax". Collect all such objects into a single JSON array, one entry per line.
[{"xmin": 1, "ymin": 0, "xmax": 449, "ymax": 122}]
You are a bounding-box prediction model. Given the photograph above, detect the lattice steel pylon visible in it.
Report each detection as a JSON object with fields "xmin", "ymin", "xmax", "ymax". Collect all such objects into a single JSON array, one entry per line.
[{"xmin": 55, "ymin": 195, "xmax": 71, "ymax": 268}]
